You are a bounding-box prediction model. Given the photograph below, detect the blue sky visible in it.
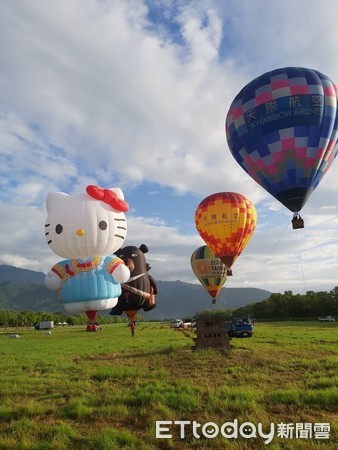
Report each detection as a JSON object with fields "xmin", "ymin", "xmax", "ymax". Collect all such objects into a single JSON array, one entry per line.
[{"xmin": 1, "ymin": 0, "xmax": 338, "ymax": 295}]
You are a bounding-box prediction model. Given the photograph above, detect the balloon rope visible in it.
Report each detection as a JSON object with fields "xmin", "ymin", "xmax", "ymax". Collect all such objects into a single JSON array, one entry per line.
[
  {"xmin": 215, "ymin": 220, "xmax": 290, "ymax": 296},
  {"xmin": 244, "ymin": 220, "xmax": 290, "ymax": 286},
  {"xmin": 305, "ymin": 225, "xmax": 337, "ymax": 268},
  {"xmin": 294, "ymin": 228, "xmax": 307, "ymax": 293}
]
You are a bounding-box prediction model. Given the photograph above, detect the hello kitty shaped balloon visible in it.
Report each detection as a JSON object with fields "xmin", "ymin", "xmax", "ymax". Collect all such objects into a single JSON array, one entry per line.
[{"xmin": 44, "ymin": 185, "xmax": 130, "ymax": 321}]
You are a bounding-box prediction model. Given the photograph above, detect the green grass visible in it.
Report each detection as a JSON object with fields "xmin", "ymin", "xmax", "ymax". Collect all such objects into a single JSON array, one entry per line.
[{"xmin": 0, "ymin": 321, "xmax": 337, "ymax": 449}]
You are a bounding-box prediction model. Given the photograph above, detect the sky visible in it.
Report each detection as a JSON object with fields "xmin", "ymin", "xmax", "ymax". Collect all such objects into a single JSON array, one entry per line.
[{"xmin": 1, "ymin": 0, "xmax": 338, "ymax": 295}]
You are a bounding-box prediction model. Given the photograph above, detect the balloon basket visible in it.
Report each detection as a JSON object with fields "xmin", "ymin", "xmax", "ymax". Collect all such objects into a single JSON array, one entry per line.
[
  {"xmin": 86, "ymin": 322, "xmax": 99, "ymax": 332},
  {"xmin": 292, "ymin": 214, "xmax": 304, "ymax": 229}
]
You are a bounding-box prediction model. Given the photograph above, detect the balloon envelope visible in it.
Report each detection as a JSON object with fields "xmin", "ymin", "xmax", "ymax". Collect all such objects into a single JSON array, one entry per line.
[
  {"xmin": 191, "ymin": 246, "xmax": 227, "ymax": 301},
  {"xmin": 44, "ymin": 186, "xmax": 129, "ymax": 321},
  {"xmin": 194, "ymin": 192, "xmax": 256, "ymax": 269},
  {"xmin": 110, "ymin": 245, "xmax": 158, "ymax": 319},
  {"xmin": 226, "ymin": 67, "xmax": 338, "ymax": 213}
]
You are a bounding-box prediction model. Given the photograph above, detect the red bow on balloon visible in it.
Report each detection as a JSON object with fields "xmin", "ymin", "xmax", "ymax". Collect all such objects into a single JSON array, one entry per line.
[{"xmin": 86, "ymin": 185, "xmax": 129, "ymax": 212}]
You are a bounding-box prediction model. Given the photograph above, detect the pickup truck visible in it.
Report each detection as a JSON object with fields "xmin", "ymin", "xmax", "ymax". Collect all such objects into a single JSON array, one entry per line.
[
  {"xmin": 318, "ymin": 316, "xmax": 335, "ymax": 322},
  {"xmin": 226, "ymin": 317, "xmax": 254, "ymax": 337}
]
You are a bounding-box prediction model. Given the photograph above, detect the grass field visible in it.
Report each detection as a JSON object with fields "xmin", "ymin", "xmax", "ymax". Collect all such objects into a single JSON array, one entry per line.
[{"xmin": 0, "ymin": 321, "xmax": 337, "ymax": 449}]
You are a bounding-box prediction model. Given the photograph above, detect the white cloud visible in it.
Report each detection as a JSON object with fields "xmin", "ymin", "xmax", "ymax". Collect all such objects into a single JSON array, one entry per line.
[{"xmin": 1, "ymin": 0, "xmax": 338, "ymax": 294}]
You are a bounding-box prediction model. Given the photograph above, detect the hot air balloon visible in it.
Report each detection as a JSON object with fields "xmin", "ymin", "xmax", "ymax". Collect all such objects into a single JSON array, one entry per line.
[
  {"xmin": 191, "ymin": 245, "xmax": 227, "ymax": 304},
  {"xmin": 226, "ymin": 67, "xmax": 338, "ymax": 229},
  {"xmin": 195, "ymin": 192, "xmax": 256, "ymax": 273},
  {"xmin": 110, "ymin": 244, "xmax": 158, "ymax": 323},
  {"xmin": 44, "ymin": 185, "xmax": 130, "ymax": 329}
]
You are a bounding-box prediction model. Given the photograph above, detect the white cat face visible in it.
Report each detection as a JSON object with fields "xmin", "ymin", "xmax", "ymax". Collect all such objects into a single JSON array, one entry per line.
[{"xmin": 45, "ymin": 187, "xmax": 128, "ymax": 259}]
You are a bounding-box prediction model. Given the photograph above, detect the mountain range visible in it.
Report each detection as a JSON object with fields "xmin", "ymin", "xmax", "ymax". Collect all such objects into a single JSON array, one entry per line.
[{"xmin": 0, "ymin": 265, "xmax": 271, "ymax": 319}]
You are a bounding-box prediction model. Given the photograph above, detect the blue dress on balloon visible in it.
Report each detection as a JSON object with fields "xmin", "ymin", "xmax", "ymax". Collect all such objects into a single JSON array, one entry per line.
[{"xmin": 51, "ymin": 255, "xmax": 123, "ymax": 304}]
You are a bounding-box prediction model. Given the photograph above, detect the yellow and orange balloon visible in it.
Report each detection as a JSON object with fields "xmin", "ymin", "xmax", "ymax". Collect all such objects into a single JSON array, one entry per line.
[
  {"xmin": 195, "ymin": 192, "xmax": 256, "ymax": 272},
  {"xmin": 191, "ymin": 245, "xmax": 227, "ymax": 303}
]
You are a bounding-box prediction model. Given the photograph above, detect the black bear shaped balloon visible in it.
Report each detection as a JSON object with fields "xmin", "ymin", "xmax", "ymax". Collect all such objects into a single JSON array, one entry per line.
[{"xmin": 110, "ymin": 244, "xmax": 158, "ymax": 322}]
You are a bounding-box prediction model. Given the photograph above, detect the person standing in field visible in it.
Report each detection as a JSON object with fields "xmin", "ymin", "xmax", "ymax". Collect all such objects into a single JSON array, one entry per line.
[{"xmin": 130, "ymin": 321, "xmax": 136, "ymax": 337}]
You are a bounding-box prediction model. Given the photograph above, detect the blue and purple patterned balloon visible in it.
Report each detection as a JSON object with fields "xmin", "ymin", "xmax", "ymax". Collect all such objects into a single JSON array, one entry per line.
[{"xmin": 226, "ymin": 67, "xmax": 338, "ymax": 212}]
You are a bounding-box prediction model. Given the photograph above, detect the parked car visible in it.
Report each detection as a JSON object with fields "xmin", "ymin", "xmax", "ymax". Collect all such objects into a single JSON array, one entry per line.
[
  {"xmin": 318, "ymin": 316, "xmax": 335, "ymax": 322},
  {"xmin": 183, "ymin": 319, "xmax": 193, "ymax": 328},
  {"xmin": 170, "ymin": 319, "xmax": 183, "ymax": 329}
]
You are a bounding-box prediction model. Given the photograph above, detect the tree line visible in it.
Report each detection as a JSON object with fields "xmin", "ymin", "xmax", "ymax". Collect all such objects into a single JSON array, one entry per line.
[
  {"xmin": 0, "ymin": 310, "xmax": 134, "ymax": 328},
  {"xmin": 194, "ymin": 287, "xmax": 338, "ymax": 322},
  {"xmin": 230, "ymin": 287, "xmax": 338, "ymax": 320},
  {"xmin": 1, "ymin": 287, "xmax": 337, "ymax": 327}
]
